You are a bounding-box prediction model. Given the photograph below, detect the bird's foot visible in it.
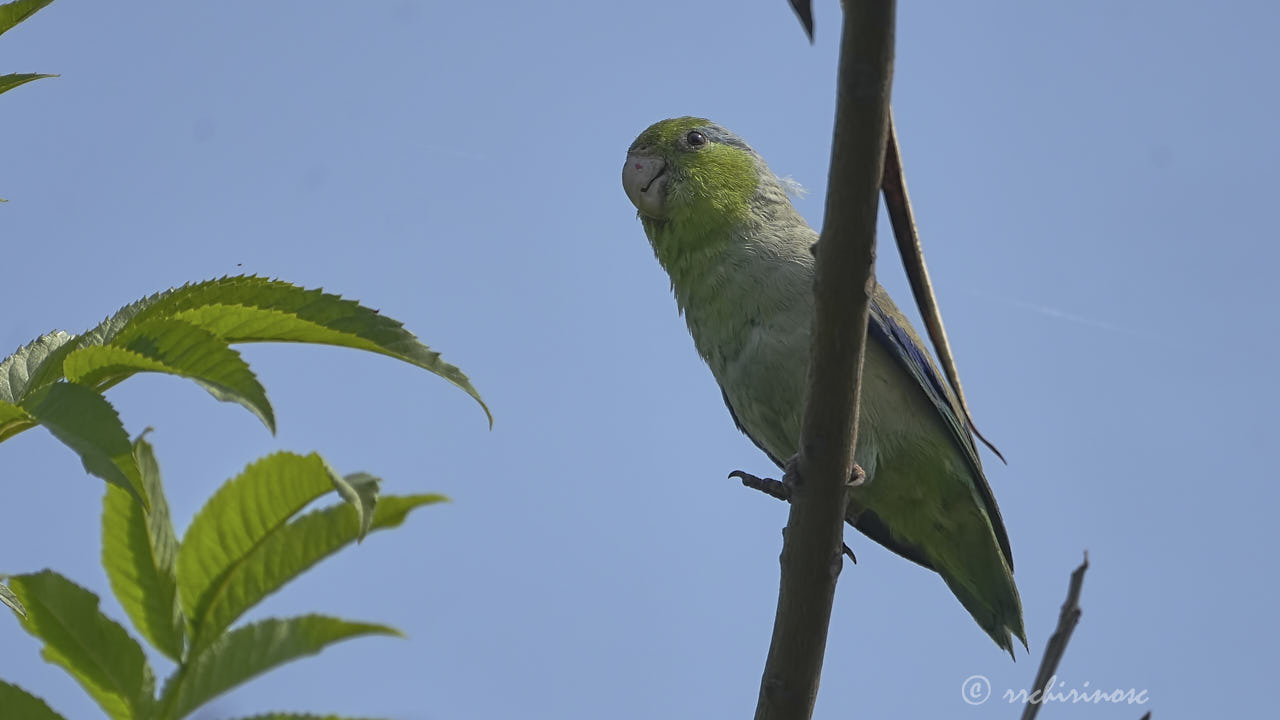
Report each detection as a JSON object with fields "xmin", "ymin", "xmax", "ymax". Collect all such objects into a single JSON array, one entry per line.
[
  {"xmin": 729, "ymin": 470, "xmax": 790, "ymax": 502},
  {"xmin": 848, "ymin": 463, "xmax": 867, "ymax": 488},
  {"xmin": 730, "ymin": 467, "xmax": 858, "ymax": 566}
]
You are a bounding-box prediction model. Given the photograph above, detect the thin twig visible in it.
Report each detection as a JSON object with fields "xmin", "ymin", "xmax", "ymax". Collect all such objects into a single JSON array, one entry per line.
[
  {"xmin": 1020, "ymin": 553, "xmax": 1089, "ymax": 720},
  {"xmin": 880, "ymin": 115, "xmax": 1004, "ymax": 462},
  {"xmin": 752, "ymin": 2, "xmax": 896, "ymax": 719}
]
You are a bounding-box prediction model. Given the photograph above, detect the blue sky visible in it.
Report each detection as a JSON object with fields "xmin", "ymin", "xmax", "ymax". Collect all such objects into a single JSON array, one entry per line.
[{"xmin": 2, "ymin": 1, "xmax": 1276, "ymax": 717}]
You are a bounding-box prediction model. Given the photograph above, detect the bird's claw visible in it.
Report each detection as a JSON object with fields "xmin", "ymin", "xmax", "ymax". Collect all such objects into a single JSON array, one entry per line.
[
  {"xmin": 730, "ymin": 470, "xmax": 791, "ymax": 502},
  {"xmin": 842, "ymin": 543, "xmax": 857, "ymax": 564},
  {"xmin": 848, "ymin": 463, "xmax": 867, "ymax": 488}
]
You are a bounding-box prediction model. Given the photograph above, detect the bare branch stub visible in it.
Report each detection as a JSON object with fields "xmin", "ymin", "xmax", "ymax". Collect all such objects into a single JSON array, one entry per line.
[{"xmin": 1020, "ymin": 553, "xmax": 1089, "ymax": 720}]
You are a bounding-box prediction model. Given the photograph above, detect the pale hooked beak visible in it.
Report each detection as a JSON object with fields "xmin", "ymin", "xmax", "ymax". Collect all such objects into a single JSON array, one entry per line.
[{"xmin": 622, "ymin": 151, "xmax": 668, "ymax": 219}]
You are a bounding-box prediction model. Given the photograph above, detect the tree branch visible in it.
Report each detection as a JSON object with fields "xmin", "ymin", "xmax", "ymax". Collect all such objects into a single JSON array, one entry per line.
[
  {"xmin": 880, "ymin": 116, "xmax": 1004, "ymax": 461},
  {"xmin": 752, "ymin": 2, "xmax": 896, "ymax": 719},
  {"xmin": 1020, "ymin": 553, "xmax": 1089, "ymax": 720}
]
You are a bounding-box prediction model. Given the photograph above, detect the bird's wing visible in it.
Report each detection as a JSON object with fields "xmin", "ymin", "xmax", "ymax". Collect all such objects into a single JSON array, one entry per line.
[{"xmin": 867, "ymin": 294, "xmax": 1014, "ymax": 569}]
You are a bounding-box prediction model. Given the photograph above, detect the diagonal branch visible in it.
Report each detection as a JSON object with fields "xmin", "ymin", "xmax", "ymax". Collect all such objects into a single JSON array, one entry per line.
[
  {"xmin": 880, "ymin": 114, "xmax": 1004, "ymax": 462},
  {"xmin": 752, "ymin": 2, "xmax": 896, "ymax": 719}
]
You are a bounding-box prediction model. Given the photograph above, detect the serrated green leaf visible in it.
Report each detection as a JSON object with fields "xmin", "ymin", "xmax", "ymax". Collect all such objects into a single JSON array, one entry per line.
[
  {"xmin": 103, "ymin": 434, "xmax": 185, "ymax": 661},
  {"xmin": 122, "ymin": 276, "xmax": 489, "ymax": 424},
  {"xmin": 2, "ymin": 580, "xmax": 26, "ymax": 618},
  {"xmin": 0, "ymin": 398, "xmax": 36, "ymax": 443},
  {"xmin": 0, "ymin": 0, "xmax": 55, "ymax": 37},
  {"xmin": 20, "ymin": 383, "xmax": 147, "ymax": 508},
  {"xmin": 15, "ymin": 333, "xmax": 81, "ymax": 400},
  {"xmin": 0, "ymin": 72, "xmax": 54, "ymax": 95},
  {"xmin": 7, "ymin": 570, "xmax": 155, "ymax": 720},
  {"xmin": 190, "ymin": 493, "xmax": 443, "ymax": 653},
  {"xmin": 328, "ymin": 470, "xmax": 380, "ymax": 541},
  {"xmin": 65, "ymin": 317, "xmax": 275, "ymax": 432},
  {"xmin": 177, "ymin": 452, "xmax": 339, "ymax": 640},
  {"xmin": 0, "ymin": 276, "xmax": 489, "ymax": 451},
  {"xmin": 159, "ymin": 615, "xmax": 399, "ymax": 720},
  {"xmin": 0, "ymin": 331, "xmax": 74, "ymax": 403},
  {"xmin": 0, "ymin": 678, "xmax": 67, "ymax": 720}
]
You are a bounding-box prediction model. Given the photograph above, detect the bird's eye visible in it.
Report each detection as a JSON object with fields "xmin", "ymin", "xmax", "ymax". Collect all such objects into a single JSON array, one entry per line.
[{"xmin": 686, "ymin": 131, "xmax": 707, "ymax": 147}]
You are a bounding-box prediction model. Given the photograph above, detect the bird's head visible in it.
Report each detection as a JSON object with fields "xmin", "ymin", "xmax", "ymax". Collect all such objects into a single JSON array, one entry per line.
[{"xmin": 622, "ymin": 117, "xmax": 762, "ymax": 232}]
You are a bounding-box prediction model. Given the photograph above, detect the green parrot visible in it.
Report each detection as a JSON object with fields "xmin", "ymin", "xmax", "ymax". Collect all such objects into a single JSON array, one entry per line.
[{"xmin": 622, "ymin": 117, "xmax": 1026, "ymax": 656}]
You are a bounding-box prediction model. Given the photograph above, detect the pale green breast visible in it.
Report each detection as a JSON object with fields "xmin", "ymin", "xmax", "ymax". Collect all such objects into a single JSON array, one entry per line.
[
  {"xmin": 676, "ymin": 239, "xmax": 976, "ymax": 499},
  {"xmin": 678, "ymin": 239, "xmax": 812, "ymax": 463}
]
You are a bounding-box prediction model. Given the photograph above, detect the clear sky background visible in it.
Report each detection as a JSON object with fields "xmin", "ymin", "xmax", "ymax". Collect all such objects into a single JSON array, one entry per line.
[{"xmin": 2, "ymin": 1, "xmax": 1276, "ymax": 718}]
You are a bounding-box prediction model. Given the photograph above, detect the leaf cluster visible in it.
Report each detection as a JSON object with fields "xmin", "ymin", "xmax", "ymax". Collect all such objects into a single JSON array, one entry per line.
[
  {"xmin": 2, "ymin": 6, "xmax": 488, "ymax": 718},
  {"xmin": 0, "ymin": 275, "xmax": 488, "ymax": 508},
  {"xmin": 3, "ymin": 435, "xmax": 444, "ymax": 719},
  {"xmin": 1, "ymin": 277, "xmax": 488, "ymax": 718},
  {"xmin": 0, "ymin": 0, "xmax": 56, "ymax": 99}
]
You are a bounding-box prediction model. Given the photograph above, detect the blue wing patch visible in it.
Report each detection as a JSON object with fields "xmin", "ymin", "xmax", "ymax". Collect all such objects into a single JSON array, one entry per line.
[
  {"xmin": 866, "ymin": 296, "xmax": 1014, "ymax": 569},
  {"xmin": 870, "ymin": 298, "xmax": 956, "ymax": 414}
]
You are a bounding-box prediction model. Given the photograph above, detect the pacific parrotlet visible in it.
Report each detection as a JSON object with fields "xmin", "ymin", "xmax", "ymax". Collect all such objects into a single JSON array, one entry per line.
[{"xmin": 621, "ymin": 117, "xmax": 1026, "ymax": 655}]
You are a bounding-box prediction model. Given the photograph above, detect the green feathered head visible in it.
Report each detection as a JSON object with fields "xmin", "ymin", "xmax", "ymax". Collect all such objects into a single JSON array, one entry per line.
[
  {"xmin": 622, "ymin": 117, "xmax": 764, "ymax": 231},
  {"xmin": 623, "ymin": 117, "xmax": 808, "ymax": 281}
]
